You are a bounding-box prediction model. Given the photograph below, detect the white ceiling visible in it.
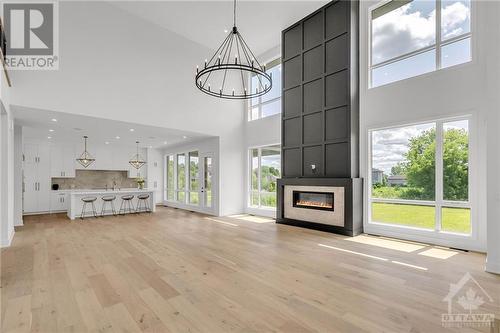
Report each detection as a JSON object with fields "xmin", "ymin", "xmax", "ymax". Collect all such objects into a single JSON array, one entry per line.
[
  {"xmin": 12, "ymin": 105, "xmax": 212, "ymax": 149},
  {"xmin": 111, "ymin": 1, "xmax": 327, "ymax": 56}
]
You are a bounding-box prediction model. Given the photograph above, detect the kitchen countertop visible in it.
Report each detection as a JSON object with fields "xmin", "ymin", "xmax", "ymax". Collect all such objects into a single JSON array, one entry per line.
[{"xmin": 67, "ymin": 189, "xmax": 154, "ymax": 195}]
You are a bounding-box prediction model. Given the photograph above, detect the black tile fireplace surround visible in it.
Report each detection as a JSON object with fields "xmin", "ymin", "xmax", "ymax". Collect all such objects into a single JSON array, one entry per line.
[{"xmin": 278, "ymin": 0, "xmax": 362, "ymax": 236}]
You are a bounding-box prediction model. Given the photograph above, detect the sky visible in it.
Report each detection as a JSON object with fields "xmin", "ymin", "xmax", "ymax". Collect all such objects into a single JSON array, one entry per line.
[
  {"xmin": 372, "ymin": 120, "xmax": 468, "ymax": 175},
  {"xmin": 371, "ymin": 0, "xmax": 471, "ymax": 87}
]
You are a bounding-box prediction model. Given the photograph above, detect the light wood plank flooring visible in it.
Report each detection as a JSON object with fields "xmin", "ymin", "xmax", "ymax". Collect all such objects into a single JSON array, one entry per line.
[{"xmin": 2, "ymin": 207, "xmax": 499, "ymax": 333}]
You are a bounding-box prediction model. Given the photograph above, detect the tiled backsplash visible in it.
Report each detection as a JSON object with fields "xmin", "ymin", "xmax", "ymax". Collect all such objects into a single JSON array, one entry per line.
[{"xmin": 52, "ymin": 170, "xmax": 139, "ymax": 190}]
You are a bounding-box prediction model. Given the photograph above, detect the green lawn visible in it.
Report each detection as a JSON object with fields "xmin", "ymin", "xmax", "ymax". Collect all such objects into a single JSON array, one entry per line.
[{"xmin": 371, "ymin": 202, "xmax": 471, "ymax": 234}]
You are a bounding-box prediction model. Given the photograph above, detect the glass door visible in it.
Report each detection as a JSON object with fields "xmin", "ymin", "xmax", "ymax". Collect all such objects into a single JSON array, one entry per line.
[{"xmin": 200, "ymin": 153, "xmax": 214, "ymax": 213}]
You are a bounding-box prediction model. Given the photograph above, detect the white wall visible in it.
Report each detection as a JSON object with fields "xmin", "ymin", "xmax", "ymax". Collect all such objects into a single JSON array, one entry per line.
[
  {"xmin": 359, "ymin": 1, "xmax": 499, "ymax": 269},
  {"xmin": 0, "ymin": 98, "xmax": 15, "ymax": 247},
  {"xmin": 9, "ymin": 2, "xmax": 245, "ymax": 218},
  {"xmin": 243, "ymin": 46, "xmax": 282, "ymax": 217},
  {"xmin": 484, "ymin": 1, "xmax": 500, "ymax": 274},
  {"xmin": 14, "ymin": 125, "xmax": 23, "ymax": 226}
]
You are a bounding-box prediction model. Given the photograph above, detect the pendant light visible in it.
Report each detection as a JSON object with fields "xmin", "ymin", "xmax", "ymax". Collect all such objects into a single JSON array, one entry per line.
[
  {"xmin": 195, "ymin": 0, "xmax": 272, "ymax": 100},
  {"xmin": 129, "ymin": 141, "xmax": 146, "ymax": 169},
  {"xmin": 76, "ymin": 136, "xmax": 95, "ymax": 168}
]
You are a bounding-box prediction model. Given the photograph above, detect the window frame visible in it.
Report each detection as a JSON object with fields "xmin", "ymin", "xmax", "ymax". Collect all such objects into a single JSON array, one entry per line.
[
  {"xmin": 188, "ymin": 151, "xmax": 199, "ymax": 205},
  {"xmin": 248, "ymin": 144, "xmax": 281, "ymax": 210},
  {"xmin": 367, "ymin": 116, "xmax": 474, "ymax": 239},
  {"xmin": 165, "ymin": 155, "xmax": 175, "ymax": 201},
  {"xmin": 368, "ymin": 0, "xmax": 473, "ymax": 88},
  {"xmin": 176, "ymin": 153, "xmax": 186, "ymax": 203},
  {"xmin": 247, "ymin": 57, "xmax": 282, "ymax": 121}
]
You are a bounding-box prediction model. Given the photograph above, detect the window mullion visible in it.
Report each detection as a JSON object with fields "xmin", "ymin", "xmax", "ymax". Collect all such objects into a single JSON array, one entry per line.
[
  {"xmin": 258, "ymin": 148, "xmax": 262, "ymax": 208},
  {"xmin": 436, "ymin": 0, "xmax": 442, "ymax": 69},
  {"xmin": 435, "ymin": 121, "xmax": 444, "ymax": 231},
  {"xmin": 174, "ymin": 156, "xmax": 178, "ymax": 201}
]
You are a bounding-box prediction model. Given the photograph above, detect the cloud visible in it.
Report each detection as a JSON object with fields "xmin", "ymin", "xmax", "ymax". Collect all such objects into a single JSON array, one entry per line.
[
  {"xmin": 372, "ymin": 125, "xmax": 432, "ymax": 174},
  {"xmin": 442, "ymin": 2, "xmax": 470, "ymax": 39},
  {"xmin": 372, "ymin": 1, "xmax": 470, "ymax": 65}
]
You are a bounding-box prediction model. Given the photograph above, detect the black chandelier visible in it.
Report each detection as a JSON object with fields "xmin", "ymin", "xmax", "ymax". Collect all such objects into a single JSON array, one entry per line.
[{"xmin": 195, "ymin": 0, "xmax": 272, "ymax": 100}]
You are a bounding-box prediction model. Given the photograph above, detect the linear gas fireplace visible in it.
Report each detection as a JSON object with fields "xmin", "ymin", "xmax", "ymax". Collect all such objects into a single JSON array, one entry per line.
[{"xmin": 293, "ymin": 191, "xmax": 334, "ymax": 211}]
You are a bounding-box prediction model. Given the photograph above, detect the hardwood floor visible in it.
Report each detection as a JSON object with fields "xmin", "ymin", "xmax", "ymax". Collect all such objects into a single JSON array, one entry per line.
[{"xmin": 2, "ymin": 207, "xmax": 499, "ymax": 333}]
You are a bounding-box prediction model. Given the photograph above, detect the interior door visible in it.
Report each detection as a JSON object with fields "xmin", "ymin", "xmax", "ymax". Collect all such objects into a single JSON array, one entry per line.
[{"xmin": 200, "ymin": 153, "xmax": 215, "ymax": 214}]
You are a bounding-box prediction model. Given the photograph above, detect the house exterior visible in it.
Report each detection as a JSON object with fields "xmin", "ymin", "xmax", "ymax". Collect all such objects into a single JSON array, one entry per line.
[
  {"xmin": 388, "ymin": 175, "xmax": 407, "ymax": 187},
  {"xmin": 372, "ymin": 168, "xmax": 384, "ymax": 184}
]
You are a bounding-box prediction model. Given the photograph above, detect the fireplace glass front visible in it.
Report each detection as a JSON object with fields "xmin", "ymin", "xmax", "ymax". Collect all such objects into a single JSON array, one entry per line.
[{"xmin": 292, "ymin": 191, "xmax": 334, "ymax": 211}]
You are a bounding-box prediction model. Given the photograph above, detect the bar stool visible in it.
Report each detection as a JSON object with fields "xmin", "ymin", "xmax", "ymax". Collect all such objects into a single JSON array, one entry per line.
[
  {"xmin": 136, "ymin": 194, "xmax": 151, "ymax": 213},
  {"xmin": 101, "ymin": 195, "xmax": 117, "ymax": 217},
  {"xmin": 80, "ymin": 196, "xmax": 98, "ymax": 219},
  {"xmin": 119, "ymin": 195, "xmax": 135, "ymax": 215}
]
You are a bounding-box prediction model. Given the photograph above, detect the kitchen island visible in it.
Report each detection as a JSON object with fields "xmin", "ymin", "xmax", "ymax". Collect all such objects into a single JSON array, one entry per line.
[{"xmin": 67, "ymin": 189, "xmax": 155, "ymax": 220}]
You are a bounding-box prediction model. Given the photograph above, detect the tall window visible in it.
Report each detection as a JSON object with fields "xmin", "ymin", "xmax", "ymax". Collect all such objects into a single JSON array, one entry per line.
[
  {"xmin": 370, "ymin": 118, "xmax": 471, "ymax": 234},
  {"xmin": 249, "ymin": 145, "xmax": 281, "ymax": 208},
  {"xmin": 166, "ymin": 155, "xmax": 174, "ymax": 200},
  {"xmin": 248, "ymin": 58, "xmax": 282, "ymax": 121},
  {"xmin": 189, "ymin": 151, "xmax": 199, "ymax": 205},
  {"xmin": 176, "ymin": 154, "xmax": 186, "ymax": 203},
  {"xmin": 370, "ymin": 0, "xmax": 471, "ymax": 88}
]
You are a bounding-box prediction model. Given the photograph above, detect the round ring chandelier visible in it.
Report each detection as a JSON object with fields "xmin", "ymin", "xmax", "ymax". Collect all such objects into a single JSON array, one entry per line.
[{"xmin": 195, "ymin": 0, "xmax": 272, "ymax": 100}]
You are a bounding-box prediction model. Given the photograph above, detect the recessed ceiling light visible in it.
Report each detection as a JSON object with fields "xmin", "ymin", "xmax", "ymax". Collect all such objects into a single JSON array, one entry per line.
[
  {"xmin": 51, "ymin": 118, "xmax": 57, "ymax": 122},
  {"xmin": 182, "ymin": 135, "xmax": 187, "ymax": 139},
  {"xmin": 47, "ymin": 136, "xmax": 52, "ymax": 139},
  {"xmin": 224, "ymin": 29, "xmax": 228, "ymax": 33},
  {"xmin": 129, "ymin": 128, "xmax": 135, "ymax": 132},
  {"xmin": 105, "ymin": 141, "xmax": 110, "ymax": 145},
  {"xmin": 148, "ymin": 145, "xmax": 153, "ymax": 149},
  {"xmin": 116, "ymin": 136, "xmax": 120, "ymax": 139},
  {"xmin": 163, "ymin": 141, "xmax": 168, "ymax": 144},
  {"xmin": 49, "ymin": 129, "xmax": 54, "ymax": 132}
]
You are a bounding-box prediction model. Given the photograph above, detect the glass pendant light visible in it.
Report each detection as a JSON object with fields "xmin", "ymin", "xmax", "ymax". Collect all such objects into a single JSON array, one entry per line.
[
  {"xmin": 129, "ymin": 141, "xmax": 146, "ymax": 169},
  {"xmin": 76, "ymin": 136, "xmax": 95, "ymax": 168}
]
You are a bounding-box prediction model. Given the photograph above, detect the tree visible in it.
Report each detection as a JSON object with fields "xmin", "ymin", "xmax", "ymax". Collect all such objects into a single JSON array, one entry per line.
[
  {"xmin": 402, "ymin": 127, "xmax": 468, "ymax": 201},
  {"xmin": 404, "ymin": 128, "xmax": 436, "ymax": 200},
  {"xmin": 391, "ymin": 163, "xmax": 405, "ymax": 176},
  {"xmin": 443, "ymin": 128, "xmax": 468, "ymax": 201}
]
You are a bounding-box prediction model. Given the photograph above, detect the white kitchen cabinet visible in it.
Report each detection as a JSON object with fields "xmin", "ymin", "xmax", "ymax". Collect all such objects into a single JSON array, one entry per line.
[
  {"xmin": 128, "ymin": 165, "xmax": 146, "ymax": 179},
  {"xmin": 96, "ymin": 146, "xmax": 113, "ymax": 170},
  {"xmin": 50, "ymin": 192, "xmax": 68, "ymax": 212},
  {"xmin": 23, "ymin": 143, "xmax": 51, "ymax": 214},
  {"xmin": 147, "ymin": 148, "xmax": 163, "ymax": 204},
  {"xmin": 50, "ymin": 144, "xmax": 76, "ymax": 178}
]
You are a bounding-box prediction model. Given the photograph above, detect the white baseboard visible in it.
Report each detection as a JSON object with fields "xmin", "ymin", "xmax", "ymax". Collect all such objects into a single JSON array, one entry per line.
[
  {"xmin": 485, "ymin": 260, "xmax": 500, "ymax": 275},
  {"xmin": 1, "ymin": 229, "xmax": 15, "ymax": 248}
]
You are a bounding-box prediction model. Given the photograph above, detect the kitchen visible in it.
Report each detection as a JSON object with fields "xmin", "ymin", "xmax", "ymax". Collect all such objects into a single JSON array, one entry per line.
[{"xmin": 16, "ymin": 108, "xmax": 208, "ymax": 222}]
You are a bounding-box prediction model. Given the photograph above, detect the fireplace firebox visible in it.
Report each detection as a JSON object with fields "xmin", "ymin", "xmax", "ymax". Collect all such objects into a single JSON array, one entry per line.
[{"xmin": 292, "ymin": 191, "xmax": 334, "ymax": 211}]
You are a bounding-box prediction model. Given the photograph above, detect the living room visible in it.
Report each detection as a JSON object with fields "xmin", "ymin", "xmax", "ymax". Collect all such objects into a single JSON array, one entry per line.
[{"xmin": 1, "ymin": 1, "xmax": 499, "ymax": 332}]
